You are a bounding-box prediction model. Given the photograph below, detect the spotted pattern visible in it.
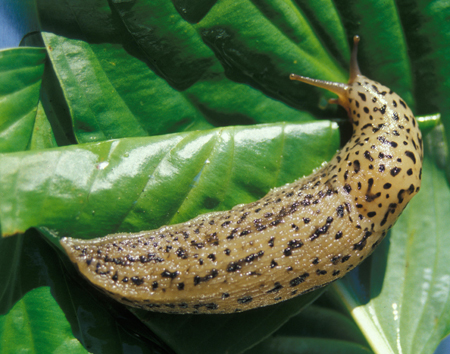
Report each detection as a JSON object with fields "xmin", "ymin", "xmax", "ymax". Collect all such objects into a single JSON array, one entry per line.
[{"xmin": 61, "ymin": 37, "xmax": 422, "ymax": 314}]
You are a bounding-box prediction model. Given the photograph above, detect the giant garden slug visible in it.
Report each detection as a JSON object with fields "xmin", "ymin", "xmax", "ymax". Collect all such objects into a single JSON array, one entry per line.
[{"xmin": 61, "ymin": 36, "xmax": 423, "ymax": 314}]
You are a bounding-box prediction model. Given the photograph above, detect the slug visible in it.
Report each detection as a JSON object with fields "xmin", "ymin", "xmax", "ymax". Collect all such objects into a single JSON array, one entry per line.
[{"xmin": 61, "ymin": 36, "xmax": 423, "ymax": 314}]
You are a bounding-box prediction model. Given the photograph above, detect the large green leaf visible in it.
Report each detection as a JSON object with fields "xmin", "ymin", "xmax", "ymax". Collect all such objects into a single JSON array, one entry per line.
[
  {"xmin": 0, "ymin": 121, "xmax": 338, "ymax": 239},
  {"xmin": 38, "ymin": 0, "xmax": 320, "ymax": 144}
]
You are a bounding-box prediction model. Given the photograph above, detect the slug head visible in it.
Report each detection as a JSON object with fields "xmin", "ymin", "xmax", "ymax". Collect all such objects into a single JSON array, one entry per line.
[{"xmin": 290, "ymin": 35, "xmax": 363, "ymax": 118}]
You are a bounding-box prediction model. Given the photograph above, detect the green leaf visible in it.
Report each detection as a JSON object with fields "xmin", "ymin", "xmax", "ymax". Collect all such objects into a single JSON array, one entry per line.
[
  {"xmin": 243, "ymin": 296, "xmax": 373, "ymax": 354},
  {"xmin": 133, "ymin": 290, "xmax": 322, "ymax": 354},
  {"xmin": 0, "ymin": 230, "xmax": 165, "ymax": 353},
  {"xmin": 0, "ymin": 287, "xmax": 88, "ymax": 354},
  {"xmin": 111, "ymin": 0, "xmax": 217, "ymax": 91},
  {"xmin": 42, "ymin": 27, "xmax": 319, "ymax": 143},
  {"xmin": 0, "ymin": 47, "xmax": 47, "ymax": 153},
  {"xmin": 29, "ymin": 102, "xmax": 58, "ymax": 150},
  {"xmin": 275, "ymin": 304, "xmax": 369, "ymax": 345},
  {"xmin": 38, "ymin": 0, "xmax": 333, "ymax": 143},
  {"xmin": 192, "ymin": 0, "xmax": 347, "ymax": 100},
  {"xmin": 394, "ymin": 0, "xmax": 450, "ymax": 158},
  {"xmin": 20, "ymin": 31, "xmax": 78, "ymax": 147},
  {"xmin": 247, "ymin": 336, "xmax": 373, "ymax": 354},
  {"xmin": 0, "ymin": 121, "xmax": 338, "ymax": 238},
  {"xmin": 334, "ymin": 124, "xmax": 450, "ymax": 354},
  {"xmin": 42, "ymin": 31, "xmax": 215, "ymax": 143}
]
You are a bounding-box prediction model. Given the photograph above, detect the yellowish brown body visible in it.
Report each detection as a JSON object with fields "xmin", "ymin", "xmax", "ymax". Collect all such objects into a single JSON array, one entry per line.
[{"xmin": 61, "ymin": 37, "xmax": 423, "ymax": 314}]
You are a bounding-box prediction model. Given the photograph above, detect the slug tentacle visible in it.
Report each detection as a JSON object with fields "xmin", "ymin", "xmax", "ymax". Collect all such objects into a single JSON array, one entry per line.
[
  {"xmin": 61, "ymin": 36, "xmax": 422, "ymax": 314},
  {"xmin": 349, "ymin": 35, "xmax": 362, "ymax": 82},
  {"xmin": 289, "ymin": 73, "xmax": 351, "ymax": 114}
]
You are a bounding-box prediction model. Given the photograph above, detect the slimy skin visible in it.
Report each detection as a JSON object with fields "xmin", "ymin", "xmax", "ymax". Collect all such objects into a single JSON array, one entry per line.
[{"xmin": 61, "ymin": 37, "xmax": 422, "ymax": 314}]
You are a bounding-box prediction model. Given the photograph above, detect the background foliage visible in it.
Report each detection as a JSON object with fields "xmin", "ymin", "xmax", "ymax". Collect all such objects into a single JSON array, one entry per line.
[{"xmin": 1, "ymin": 1, "xmax": 450, "ymax": 353}]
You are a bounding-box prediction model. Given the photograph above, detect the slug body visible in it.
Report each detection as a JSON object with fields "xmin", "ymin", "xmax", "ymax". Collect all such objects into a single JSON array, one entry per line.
[{"xmin": 61, "ymin": 37, "xmax": 422, "ymax": 314}]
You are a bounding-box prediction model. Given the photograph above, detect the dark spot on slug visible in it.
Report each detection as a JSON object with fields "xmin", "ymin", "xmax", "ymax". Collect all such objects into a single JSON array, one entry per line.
[
  {"xmin": 364, "ymin": 151, "xmax": 373, "ymax": 162},
  {"xmin": 227, "ymin": 262, "xmax": 241, "ymax": 272},
  {"xmin": 344, "ymin": 184, "xmax": 352, "ymax": 194},
  {"xmin": 205, "ymin": 303, "xmax": 219, "ymax": 310},
  {"xmin": 161, "ymin": 270, "xmax": 179, "ymax": 279},
  {"xmin": 288, "ymin": 239, "xmax": 304, "ymax": 250},
  {"xmin": 194, "ymin": 269, "xmax": 219, "ymax": 285},
  {"xmin": 270, "ymin": 219, "xmax": 281, "ymax": 226},
  {"xmin": 208, "ymin": 254, "xmax": 216, "ymax": 261},
  {"xmin": 380, "ymin": 203, "xmax": 398, "ymax": 227},
  {"xmin": 405, "ymin": 151, "xmax": 416, "ymax": 164},
  {"xmin": 398, "ymin": 189, "xmax": 406, "ymax": 204},
  {"xmin": 176, "ymin": 248, "xmax": 188, "ymax": 259},
  {"xmin": 341, "ymin": 255, "xmax": 350, "ymax": 263},
  {"xmin": 289, "ymin": 273, "xmax": 310, "ymax": 287},
  {"xmin": 237, "ymin": 296, "xmax": 253, "ymax": 304},
  {"xmin": 331, "ymin": 255, "xmax": 341, "ymax": 264},
  {"xmin": 390, "ymin": 167, "xmax": 401, "ymax": 176},
  {"xmin": 266, "ymin": 282, "xmax": 284, "ymax": 293},
  {"xmin": 131, "ymin": 276, "xmax": 144, "ymax": 286}
]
